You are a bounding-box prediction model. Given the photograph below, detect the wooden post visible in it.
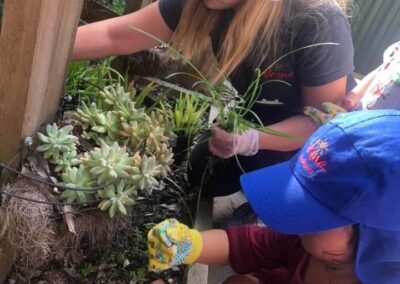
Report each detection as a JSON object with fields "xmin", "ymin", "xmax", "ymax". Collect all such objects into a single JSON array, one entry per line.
[{"xmin": 0, "ymin": 0, "xmax": 83, "ymax": 164}]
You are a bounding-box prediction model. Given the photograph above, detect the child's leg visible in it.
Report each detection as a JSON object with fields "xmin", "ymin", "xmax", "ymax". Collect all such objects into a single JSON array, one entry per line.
[{"xmin": 223, "ymin": 274, "xmax": 260, "ymax": 284}]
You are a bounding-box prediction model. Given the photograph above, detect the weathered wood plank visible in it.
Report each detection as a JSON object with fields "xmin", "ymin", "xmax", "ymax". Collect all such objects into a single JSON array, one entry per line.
[{"xmin": 0, "ymin": 0, "xmax": 83, "ymax": 161}]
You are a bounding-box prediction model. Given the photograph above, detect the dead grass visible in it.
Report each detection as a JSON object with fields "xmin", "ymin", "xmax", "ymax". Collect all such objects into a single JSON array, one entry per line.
[
  {"xmin": 0, "ymin": 174, "xmax": 129, "ymax": 280},
  {"xmin": 0, "ymin": 176, "xmax": 56, "ymax": 275}
]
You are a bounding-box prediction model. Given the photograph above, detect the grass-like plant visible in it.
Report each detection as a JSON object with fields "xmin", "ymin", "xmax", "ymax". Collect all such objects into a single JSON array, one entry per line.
[
  {"xmin": 65, "ymin": 58, "xmax": 125, "ymax": 103},
  {"xmin": 101, "ymin": 0, "xmax": 126, "ymax": 15},
  {"xmin": 127, "ymin": 26, "xmax": 315, "ymax": 139},
  {"xmin": 170, "ymin": 93, "xmax": 210, "ymax": 138}
]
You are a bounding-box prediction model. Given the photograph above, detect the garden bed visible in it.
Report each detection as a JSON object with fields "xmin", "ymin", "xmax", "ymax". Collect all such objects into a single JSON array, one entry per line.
[
  {"xmin": 2, "ymin": 167, "xmax": 194, "ymax": 284},
  {"xmin": 0, "ymin": 53, "xmax": 206, "ymax": 284}
]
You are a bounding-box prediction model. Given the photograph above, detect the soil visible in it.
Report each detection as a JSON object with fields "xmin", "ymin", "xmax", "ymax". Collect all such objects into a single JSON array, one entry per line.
[{"xmin": 3, "ymin": 167, "xmax": 196, "ymax": 284}]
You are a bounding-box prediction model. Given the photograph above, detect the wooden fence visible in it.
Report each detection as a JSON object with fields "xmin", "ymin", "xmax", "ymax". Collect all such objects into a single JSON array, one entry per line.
[
  {"xmin": 0, "ymin": 0, "xmax": 154, "ymax": 166},
  {"xmin": 0, "ymin": 0, "xmax": 83, "ymax": 165}
]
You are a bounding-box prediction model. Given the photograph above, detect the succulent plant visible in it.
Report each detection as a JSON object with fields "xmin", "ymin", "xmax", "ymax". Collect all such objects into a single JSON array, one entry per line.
[
  {"xmin": 120, "ymin": 121, "xmax": 145, "ymax": 152},
  {"xmin": 143, "ymin": 123, "xmax": 170, "ymax": 153},
  {"xmin": 81, "ymin": 141, "xmax": 133, "ymax": 185},
  {"xmin": 81, "ymin": 129, "xmax": 99, "ymax": 142},
  {"xmin": 73, "ymin": 101, "xmax": 102, "ymax": 129},
  {"xmin": 150, "ymin": 109, "xmax": 177, "ymax": 141},
  {"xmin": 98, "ymin": 84, "xmax": 133, "ymax": 108},
  {"xmin": 91, "ymin": 111, "xmax": 121, "ymax": 140},
  {"xmin": 130, "ymin": 153, "xmax": 162, "ymax": 191},
  {"xmin": 53, "ymin": 150, "xmax": 81, "ymax": 172},
  {"xmin": 60, "ymin": 166, "xmax": 97, "ymax": 203},
  {"xmin": 37, "ymin": 123, "xmax": 78, "ymax": 160},
  {"xmin": 98, "ymin": 180, "xmax": 136, "ymax": 218},
  {"xmin": 117, "ymin": 101, "xmax": 148, "ymax": 124},
  {"xmin": 155, "ymin": 143, "xmax": 174, "ymax": 178}
]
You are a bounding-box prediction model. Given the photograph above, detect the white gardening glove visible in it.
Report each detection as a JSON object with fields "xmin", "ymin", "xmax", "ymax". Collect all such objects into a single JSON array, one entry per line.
[{"xmin": 208, "ymin": 127, "xmax": 259, "ymax": 159}]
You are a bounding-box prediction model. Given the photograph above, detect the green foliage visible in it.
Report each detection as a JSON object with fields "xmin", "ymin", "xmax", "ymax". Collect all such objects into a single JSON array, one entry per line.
[
  {"xmin": 53, "ymin": 150, "xmax": 81, "ymax": 173},
  {"xmin": 154, "ymin": 144, "xmax": 174, "ymax": 178},
  {"xmin": 65, "ymin": 58, "xmax": 125, "ymax": 102},
  {"xmin": 91, "ymin": 111, "xmax": 122, "ymax": 140},
  {"xmin": 98, "ymin": 84, "xmax": 135, "ymax": 109},
  {"xmin": 149, "ymin": 109, "xmax": 176, "ymax": 141},
  {"xmin": 60, "ymin": 166, "xmax": 97, "ymax": 203},
  {"xmin": 37, "ymin": 123, "xmax": 78, "ymax": 160},
  {"xmin": 81, "ymin": 141, "xmax": 133, "ymax": 185},
  {"xmin": 170, "ymin": 94, "xmax": 210, "ymax": 138},
  {"xmin": 98, "ymin": 180, "xmax": 136, "ymax": 218},
  {"xmin": 129, "ymin": 27, "xmax": 331, "ymax": 140},
  {"xmin": 102, "ymin": 0, "xmax": 126, "ymax": 15},
  {"xmin": 80, "ymin": 263, "xmax": 94, "ymax": 277},
  {"xmin": 130, "ymin": 153, "xmax": 162, "ymax": 191},
  {"xmin": 74, "ymin": 101, "xmax": 102, "ymax": 127}
]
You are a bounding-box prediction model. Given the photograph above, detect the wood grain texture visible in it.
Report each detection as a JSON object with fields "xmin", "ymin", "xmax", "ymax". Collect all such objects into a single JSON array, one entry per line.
[{"xmin": 0, "ymin": 0, "xmax": 82, "ymax": 163}]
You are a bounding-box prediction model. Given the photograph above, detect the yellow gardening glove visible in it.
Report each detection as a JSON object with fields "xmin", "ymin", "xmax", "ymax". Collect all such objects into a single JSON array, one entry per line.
[
  {"xmin": 147, "ymin": 219, "xmax": 203, "ymax": 272},
  {"xmin": 304, "ymin": 102, "xmax": 347, "ymax": 126}
]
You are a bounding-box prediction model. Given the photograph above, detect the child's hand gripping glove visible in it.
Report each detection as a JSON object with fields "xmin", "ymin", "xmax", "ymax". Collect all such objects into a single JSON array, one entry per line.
[
  {"xmin": 304, "ymin": 102, "xmax": 347, "ymax": 126},
  {"xmin": 208, "ymin": 126, "xmax": 259, "ymax": 159},
  {"xmin": 147, "ymin": 219, "xmax": 203, "ymax": 272}
]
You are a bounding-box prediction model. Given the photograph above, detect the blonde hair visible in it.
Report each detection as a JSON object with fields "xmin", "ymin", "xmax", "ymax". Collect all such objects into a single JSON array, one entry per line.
[{"xmin": 172, "ymin": 0, "xmax": 349, "ymax": 82}]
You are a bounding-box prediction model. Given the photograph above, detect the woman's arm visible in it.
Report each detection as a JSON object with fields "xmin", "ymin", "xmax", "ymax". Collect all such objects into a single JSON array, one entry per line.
[
  {"xmin": 73, "ymin": 2, "xmax": 173, "ymax": 61},
  {"xmin": 258, "ymin": 77, "xmax": 348, "ymax": 151}
]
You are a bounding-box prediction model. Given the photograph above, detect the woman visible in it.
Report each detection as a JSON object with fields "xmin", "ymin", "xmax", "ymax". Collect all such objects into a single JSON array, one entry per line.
[{"xmin": 73, "ymin": 0, "xmax": 356, "ymax": 197}]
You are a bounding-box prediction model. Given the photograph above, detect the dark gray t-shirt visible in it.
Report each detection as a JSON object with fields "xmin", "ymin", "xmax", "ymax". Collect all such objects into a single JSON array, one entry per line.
[{"xmin": 159, "ymin": 0, "xmax": 356, "ymax": 125}]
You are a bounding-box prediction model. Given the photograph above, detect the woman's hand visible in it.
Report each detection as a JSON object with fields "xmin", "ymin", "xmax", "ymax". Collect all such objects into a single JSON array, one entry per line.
[{"xmin": 208, "ymin": 127, "xmax": 259, "ymax": 159}]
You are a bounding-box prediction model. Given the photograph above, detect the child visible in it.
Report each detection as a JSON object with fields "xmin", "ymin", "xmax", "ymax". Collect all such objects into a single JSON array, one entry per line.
[
  {"xmin": 344, "ymin": 41, "xmax": 400, "ymax": 111},
  {"xmin": 147, "ymin": 110, "xmax": 400, "ymax": 283},
  {"xmin": 303, "ymin": 41, "xmax": 400, "ymax": 127}
]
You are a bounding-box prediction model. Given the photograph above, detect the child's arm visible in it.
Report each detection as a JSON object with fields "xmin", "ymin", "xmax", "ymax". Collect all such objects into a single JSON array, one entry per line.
[
  {"xmin": 342, "ymin": 68, "xmax": 379, "ymax": 110},
  {"xmin": 147, "ymin": 219, "xmax": 295, "ymax": 274},
  {"xmin": 197, "ymin": 229, "xmax": 230, "ymax": 265}
]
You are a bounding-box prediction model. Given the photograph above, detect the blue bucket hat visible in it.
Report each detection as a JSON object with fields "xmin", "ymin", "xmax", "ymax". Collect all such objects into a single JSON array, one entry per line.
[{"xmin": 241, "ymin": 110, "xmax": 400, "ymax": 283}]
